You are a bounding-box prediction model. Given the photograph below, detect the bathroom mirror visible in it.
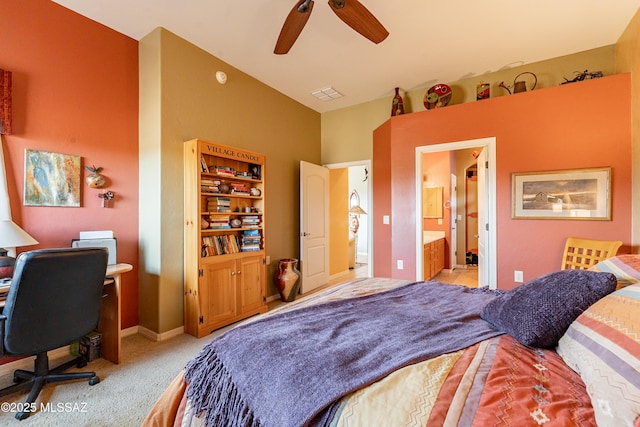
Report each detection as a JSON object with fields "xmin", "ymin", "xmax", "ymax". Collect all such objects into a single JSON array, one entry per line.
[{"xmin": 423, "ymin": 186, "xmax": 443, "ymax": 218}]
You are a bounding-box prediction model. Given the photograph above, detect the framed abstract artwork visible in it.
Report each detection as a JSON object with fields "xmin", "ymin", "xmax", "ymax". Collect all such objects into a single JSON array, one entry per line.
[
  {"xmin": 24, "ymin": 149, "xmax": 81, "ymax": 207},
  {"xmin": 512, "ymin": 167, "xmax": 611, "ymax": 220}
]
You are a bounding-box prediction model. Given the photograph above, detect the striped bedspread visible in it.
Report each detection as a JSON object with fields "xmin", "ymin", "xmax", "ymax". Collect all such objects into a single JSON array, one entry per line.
[
  {"xmin": 327, "ymin": 334, "xmax": 594, "ymax": 426},
  {"xmin": 143, "ymin": 277, "xmax": 596, "ymax": 427}
]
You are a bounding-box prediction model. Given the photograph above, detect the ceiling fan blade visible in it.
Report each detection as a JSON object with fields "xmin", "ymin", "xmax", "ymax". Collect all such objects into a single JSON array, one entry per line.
[
  {"xmin": 328, "ymin": 0, "xmax": 389, "ymax": 44},
  {"xmin": 274, "ymin": 0, "xmax": 315, "ymax": 55}
]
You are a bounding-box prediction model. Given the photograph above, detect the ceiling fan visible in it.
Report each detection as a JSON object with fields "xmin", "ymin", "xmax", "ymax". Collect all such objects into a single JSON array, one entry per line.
[{"xmin": 274, "ymin": 0, "xmax": 389, "ymax": 55}]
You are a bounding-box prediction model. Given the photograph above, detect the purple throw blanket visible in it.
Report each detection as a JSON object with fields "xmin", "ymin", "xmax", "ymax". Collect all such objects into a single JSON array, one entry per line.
[{"xmin": 184, "ymin": 281, "xmax": 503, "ymax": 427}]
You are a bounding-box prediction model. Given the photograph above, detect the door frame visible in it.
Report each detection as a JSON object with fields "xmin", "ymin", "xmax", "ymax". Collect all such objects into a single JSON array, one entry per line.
[
  {"xmin": 325, "ymin": 160, "xmax": 373, "ymax": 278},
  {"xmin": 415, "ymin": 137, "xmax": 497, "ymax": 288}
]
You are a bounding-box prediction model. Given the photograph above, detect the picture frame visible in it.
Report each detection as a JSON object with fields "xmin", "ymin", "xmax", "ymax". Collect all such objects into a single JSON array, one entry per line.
[
  {"xmin": 24, "ymin": 148, "xmax": 81, "ymax": 207},
  {"xmin": 512, "ymin": 167, "xmax": 611, "ymax": 220}
]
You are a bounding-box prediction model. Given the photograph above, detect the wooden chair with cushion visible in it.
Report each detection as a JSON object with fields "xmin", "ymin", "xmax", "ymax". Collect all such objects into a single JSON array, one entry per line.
[{"xmin": 561, "ymin": 237, "xmax": 623, "ymax": 270}]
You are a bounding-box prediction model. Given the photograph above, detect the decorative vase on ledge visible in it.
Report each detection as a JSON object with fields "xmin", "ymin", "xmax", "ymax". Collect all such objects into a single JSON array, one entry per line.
[
  {"xmin": 275, "ymin": 258, "xmax": 301, "ymax": 302},
  {"xmin": 391, "ymin": 87, "xmax": 404, "ymax": 117}
]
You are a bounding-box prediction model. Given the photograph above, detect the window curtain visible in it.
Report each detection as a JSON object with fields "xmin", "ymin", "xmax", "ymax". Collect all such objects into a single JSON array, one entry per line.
[{"xmin": 0, "ymin": 69, "xmax": 12, "ymax": 135}]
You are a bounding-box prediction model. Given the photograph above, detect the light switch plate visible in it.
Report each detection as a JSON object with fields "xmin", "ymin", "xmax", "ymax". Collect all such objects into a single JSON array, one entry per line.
[{"xmin": 514, "ymin": 270, "xmax": 524, "ymax": 283}]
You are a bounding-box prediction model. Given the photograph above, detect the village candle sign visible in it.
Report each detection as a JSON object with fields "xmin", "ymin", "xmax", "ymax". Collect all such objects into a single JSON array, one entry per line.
[{"xmin": 204, "ymin": 143, "xmax": 263, "ymax": 163}]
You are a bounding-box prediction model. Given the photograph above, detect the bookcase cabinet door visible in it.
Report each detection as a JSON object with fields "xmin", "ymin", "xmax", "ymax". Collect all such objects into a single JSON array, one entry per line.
[
  {"xmin": 200, "ymin": 260, "xmax": 237, "ymax": 331},
  {"xmin": 238, "ymin": 255, "xmax": 265, "ymax": 314}
]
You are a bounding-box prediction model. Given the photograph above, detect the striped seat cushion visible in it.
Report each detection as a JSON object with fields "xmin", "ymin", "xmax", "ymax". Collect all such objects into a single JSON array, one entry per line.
[{"xmin": 557, "ymin": 284, "xmax": 640, "ymax": 426}]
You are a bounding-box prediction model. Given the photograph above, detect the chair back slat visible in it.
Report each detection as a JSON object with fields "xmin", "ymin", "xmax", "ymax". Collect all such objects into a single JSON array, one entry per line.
[{"xmin": 561, "ymin": 237, "xmax": 623, "ymax": 270}]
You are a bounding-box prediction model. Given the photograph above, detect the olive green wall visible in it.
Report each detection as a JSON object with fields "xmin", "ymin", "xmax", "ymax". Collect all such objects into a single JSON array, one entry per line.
[
  {"xmin": 321, "ymin": 46, "xmax": 615, "ymax": 166},
  {"xmin": 138, "ymin": 28, "xmax": 162, "ymax": 334},
  {"xmin": 616, "ymin": 7, "xmax": 640, "ymax": 251},
  {"xmin": 139, "ymin": 28, "xmax": 321, "ymax": 334}
]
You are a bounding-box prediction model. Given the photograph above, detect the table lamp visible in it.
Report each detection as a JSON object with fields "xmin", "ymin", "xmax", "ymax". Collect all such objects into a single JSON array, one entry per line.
[{"xmin": 0, "ymin": 219, "xmax": 38, "ymax": 278}]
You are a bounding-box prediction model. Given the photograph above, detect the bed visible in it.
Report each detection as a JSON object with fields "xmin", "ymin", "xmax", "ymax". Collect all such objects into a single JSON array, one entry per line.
[{"xmin": 143, "ymin": 255, "xmax": 640, "ymax": 427}]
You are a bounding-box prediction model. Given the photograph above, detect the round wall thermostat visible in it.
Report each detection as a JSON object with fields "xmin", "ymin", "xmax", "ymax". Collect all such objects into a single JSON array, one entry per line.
[{"xmin": 216, "ymin": 71, "xmax": 227, "ymax": 84}]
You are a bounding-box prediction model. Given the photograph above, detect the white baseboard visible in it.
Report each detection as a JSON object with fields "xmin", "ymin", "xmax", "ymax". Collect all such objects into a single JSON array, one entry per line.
[
  {"xmin": 137, "ymin": 325, "xmax": 184, "ymax": 342},
  {"xmin": 266, "ymin": 293, "xmax": 280, "ymax": 303},
  {"xmin": 0, "ymin": 325, "xmax": 186, "ymax": 378},
  {"xmin": 121, "ymin": 325, "xmax": 139, "ymax": 338},
  {"xmin": 330, "ymin": 270, "xmax": 351, "ymax": 281},
  {"xmin": 0, "ymin": 346, "xmax": 72, "ymax": 379}
]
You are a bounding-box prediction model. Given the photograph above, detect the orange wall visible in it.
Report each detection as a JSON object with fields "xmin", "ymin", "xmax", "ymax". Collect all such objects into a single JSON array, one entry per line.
[
  {"xmin": 374, "ymin": 74, "xmax": 632, "ymax": 289},
  {"xmin": 421, "ymin": 151, "xmax": 453, "ymax": 268},
  {"xmin": 1, "ymin": 0, "xmax": 139, "ymax": 325}
]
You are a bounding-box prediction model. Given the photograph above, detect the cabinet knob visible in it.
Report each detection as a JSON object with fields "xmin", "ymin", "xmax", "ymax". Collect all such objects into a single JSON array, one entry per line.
[
  {"xmin": 231, "ymin": 271, "xmax": 235, "ymax": 275},
  {"xmin": 237, "ymin": 270, "xmax": 242, "ymax": 275}
]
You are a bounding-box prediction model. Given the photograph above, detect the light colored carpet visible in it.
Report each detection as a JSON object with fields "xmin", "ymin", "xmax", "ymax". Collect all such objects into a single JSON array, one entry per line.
[{"xmin": 0, "ymin": 329, "xmax": 229, "ymax": 426}]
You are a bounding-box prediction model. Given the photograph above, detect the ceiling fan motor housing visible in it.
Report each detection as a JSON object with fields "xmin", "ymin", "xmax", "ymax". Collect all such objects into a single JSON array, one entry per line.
[{"xmin": 298, "ymin": 0, "xmax": 313, "ymax": 13}]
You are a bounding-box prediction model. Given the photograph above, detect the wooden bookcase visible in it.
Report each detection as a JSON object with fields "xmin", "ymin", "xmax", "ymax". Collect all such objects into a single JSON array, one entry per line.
[{"xmin": 183, "ymin": 139, "xmax": 268, "ymax": 338}]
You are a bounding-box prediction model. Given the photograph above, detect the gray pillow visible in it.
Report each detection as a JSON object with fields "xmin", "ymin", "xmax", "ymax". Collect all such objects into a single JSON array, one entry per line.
[{"xmin": 480, "ymin": 270, "xmax": 616, "ymax": 347}]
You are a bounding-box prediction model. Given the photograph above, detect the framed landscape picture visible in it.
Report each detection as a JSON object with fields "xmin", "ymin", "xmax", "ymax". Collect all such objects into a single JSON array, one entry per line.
[
  {"xmin": 24, "ymin": 149, "xmax": 81, "ymax": 207},
  {"xmin": 512, "ymin": 167, "xmax": 611, "ymax": 220}
]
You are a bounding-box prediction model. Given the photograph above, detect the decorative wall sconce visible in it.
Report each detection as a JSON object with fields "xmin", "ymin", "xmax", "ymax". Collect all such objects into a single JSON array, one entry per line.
[
  {"xmin": 85, "ymin": 165, "xmax": 106, "ymax": 188},
  {"xmin": 85, "ymin": 165, "xmax": 115, "ymax": 207},
  {"xmin": 98, "ymin": 191, "xmax": 115, "ymax": 208}
]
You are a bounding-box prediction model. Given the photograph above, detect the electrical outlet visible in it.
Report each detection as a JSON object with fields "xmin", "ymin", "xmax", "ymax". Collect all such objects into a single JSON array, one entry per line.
[
  {"xmin": 397, "ymin": 260, "xmax": 404, "ymax": 270},
  {"xmin": 383, "ymin": 215, "xmax": 390, "ymax": 225},
  {"xmin": 514, "ymin": 270, "xmax": 524, "ymax": 283},
  {"xmin": 266, "ymin": 255, "xmax": 271, "ymax": 264}
]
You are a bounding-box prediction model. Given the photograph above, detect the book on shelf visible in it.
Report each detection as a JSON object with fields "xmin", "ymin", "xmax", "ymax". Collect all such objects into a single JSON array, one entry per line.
[
  {"xmin": 200, "ymin": 155, "xmax": 209, "ymax": 173},
  {"xmin": 241, "ymin": 215, "xmax": 260, "ymax": 228},
  {"xmin": 207, "ymin": 197, "xmax": 231, "ymax": 212},
  {"xmin": 230, "ymin": 183, "xmax": 250, "ymax": 195},
  {"xmin": 240, "ymin": 229, "xmax": 262, "ymax": 251},
  {"xmin": 209, "ymin": 217, "xmax": 231, "ymax": 229},
  {"xmin": 200, "ymin": 179, "xmax": 220, "ymax": 194},
  {"xmin": 201, "ymin": 234, "xmax": 240, "ymax": 256},
  {"xmin": 214, "ymin": 166, "xmax": 236, "ymax": 177}
]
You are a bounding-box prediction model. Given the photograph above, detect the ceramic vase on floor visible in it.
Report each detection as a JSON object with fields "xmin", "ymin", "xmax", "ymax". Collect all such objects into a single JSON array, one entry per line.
[{"xmin": 275, "ymin": 258, "xmax": 301, "ymax": 302}]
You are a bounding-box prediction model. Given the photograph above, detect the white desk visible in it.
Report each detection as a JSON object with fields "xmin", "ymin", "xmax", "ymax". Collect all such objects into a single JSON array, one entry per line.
[{"xmin": 0, "ymin": 263, "xmax": 133, "ymax": 365}]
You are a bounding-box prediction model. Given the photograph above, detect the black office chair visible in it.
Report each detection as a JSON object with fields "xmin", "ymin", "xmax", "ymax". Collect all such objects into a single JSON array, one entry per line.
[{"xmin": 0, "ymin": 248, "xmax": 108, "ymax": 420}]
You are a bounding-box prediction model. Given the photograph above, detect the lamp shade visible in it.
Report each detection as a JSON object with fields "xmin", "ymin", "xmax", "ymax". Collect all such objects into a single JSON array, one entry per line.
[
  {"xmin": 0, "ymin": 220, "xmax": 38, "ymax": 249},
  {"xmin": 349, "ymin": 205, "xmax": 367, "ymax": 215}
]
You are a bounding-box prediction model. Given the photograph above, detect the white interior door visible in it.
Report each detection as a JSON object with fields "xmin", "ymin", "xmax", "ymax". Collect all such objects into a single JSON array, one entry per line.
[
  {"xmin": 450, "ymin": 173, "xmax": 457, "ymax": 270},
  {"xmin": 476, "ymin": 148, "xmax": 488, "ymax": 287},
  {"xmin": 300, "ymin": 161, "xmax": 330, "ymax": 293}
]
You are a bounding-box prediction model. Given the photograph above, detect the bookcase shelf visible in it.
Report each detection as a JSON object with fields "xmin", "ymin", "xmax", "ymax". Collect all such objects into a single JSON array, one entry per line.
[{"xmin": 184, "ymin": 139, "xmax": 268, "ymax": 338}]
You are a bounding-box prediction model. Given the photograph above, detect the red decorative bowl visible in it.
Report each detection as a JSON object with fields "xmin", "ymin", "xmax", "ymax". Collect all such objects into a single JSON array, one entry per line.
[{"xmin": 424, "ymin": 84, "xmax": 452, "ymax": 110}]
